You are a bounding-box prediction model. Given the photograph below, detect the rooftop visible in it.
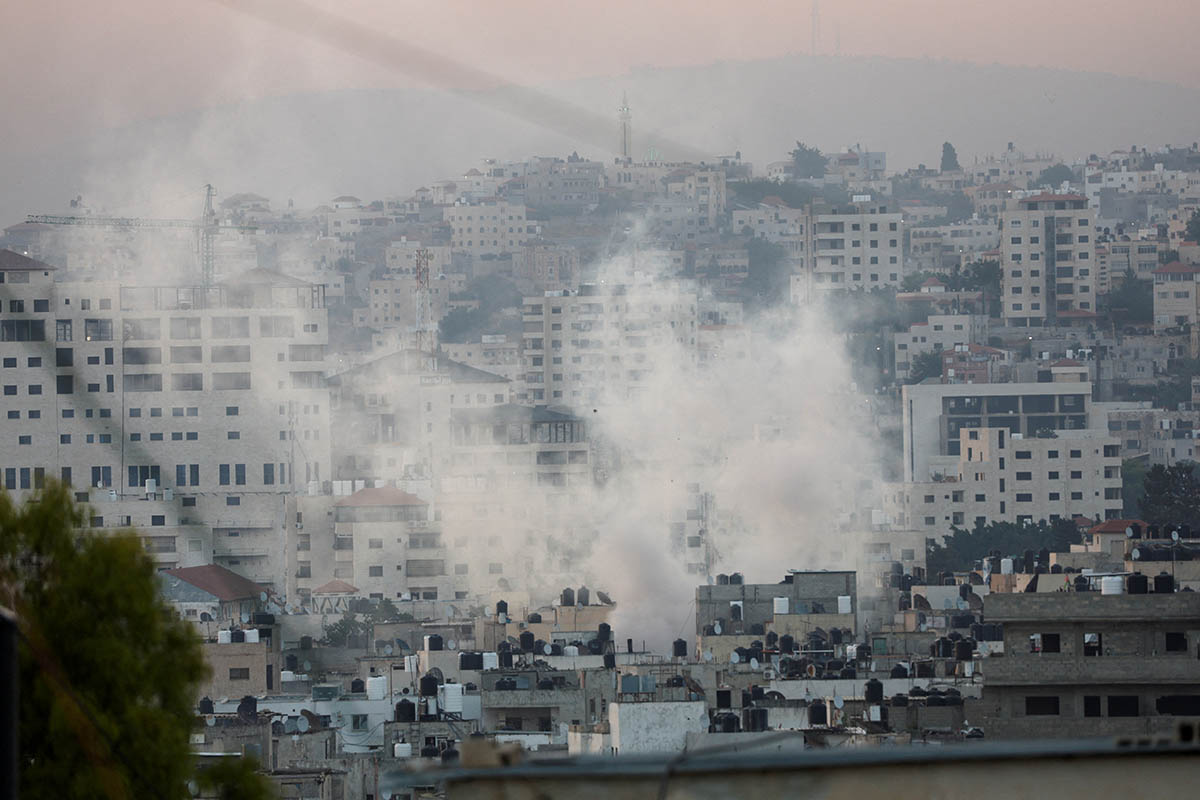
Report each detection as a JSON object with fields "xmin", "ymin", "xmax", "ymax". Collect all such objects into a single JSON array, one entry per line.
[
  {"xmin": 335, "ymin": 487, "xmax": 427, "ymax": 508},
  {"xmin": 0, "ymin": 248, "xmax": 56, "ymax": 272},
  {"xmin": 450, "ymin": 403, "xmax": 580, "ymax": 425},
  {"xmin": 162, "ymin": 565, "xmax": 265, "ymax": 602}
]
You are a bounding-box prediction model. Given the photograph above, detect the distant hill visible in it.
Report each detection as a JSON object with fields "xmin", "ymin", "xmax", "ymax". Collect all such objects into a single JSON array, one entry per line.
[{"xmin": 4, "ymin": 53, "xmax": 1199, "ymax": 226}]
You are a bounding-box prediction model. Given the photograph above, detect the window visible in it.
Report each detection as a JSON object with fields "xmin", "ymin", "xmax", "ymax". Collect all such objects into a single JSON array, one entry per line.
[
  {"xmin": 235, "ymin": 464, "xmax": 246, "ymax": 485},
  {"xmin": 1025, "ymin": 696, "xmax": 1060, "ymax": 716},
  {"xmin": 169, "ymin": 317, "xmax": 201, "ymax": 339},
  {"xmin": 56, "ymin": 375, "xmax": 73, "ymax": 394},
  {"xmin": 228, "ymin": 668, "xmax": 250, "ymax": 681},
  {"xmin": 214, "ymin": 372, "xmax": 252, "ymax": 390},
  {"xmin": 56, "ymin": 319, "xmax": 72, "ymax": 341},
  {"xmin": 1166, "ymin": 632, "xmax": 1188, "ymax": 652},
  {"xmin": 211, "ymin": 345, "xmax": 251, "ymax": 362},
  {"xmin": 263, "ymin": 463, "xmax": 274, "ymax": 484},
  {"xmin": 1084, "ymin": 696, "xmax": 1101, "ymax": 717},
  {"xmin": 1107, "ymin": 696, "xmax": 1139, "ymax": 717},
  {"xmin": 226, "ymin": 406, "xmax": 239, "ymax": 416},
  {"xmin": 170, "ymin": 346, "xmax": 203, "ymax": 363},
  {"xmin": 226, "ymin": 496, "xmax": 240, "ymax": 506},
  {"xmin": 1083, "ymin": 632, "xmax": 1103, "ymax": 656},
  {"xmin": 211, "ymin": 316, "xmax": 250, "ymax": 338},
  {"xmin": 368, "ymin": 538, "xmax": 383, "ymax": 549},
  {"xmin": 172, "ymin": 373, "xmax": 203, "ymax": 391},
  {"xmin": 123, "ymin": 373, "xmax": 162, "ymax": 392},
  {"xmin": 56, "ymin": 347, "xmax": 72, "ymax": 366},
  {"xmin": 1015, "ymin": 451, "xmax": 1032, "ymax": 460},
  {"xmin": 1029, "ymin": 633, "xmax": 1060, "ymax": 653},
  {"xmin": 351, "ymin": 714, "xmax": 368, "ymax": 731},
  {"xmin": 368, "ymin": 566, "xmax": 384, "ymax": 577},
  {"xmin": 219, "ymin": 464, "xmax": 230, "ymax": 485},
  {"xmin": 83, "ymin": 319, "xmax": 113, "ymax": 341}
]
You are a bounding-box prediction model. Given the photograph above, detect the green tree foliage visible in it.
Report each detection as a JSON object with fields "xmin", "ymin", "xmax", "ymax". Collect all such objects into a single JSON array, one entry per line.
[
  {"xmin": 940, "ymin": 141, "xmax": 961, "ymax": 172},
  {"xmin": 370, "ymin": 597, "xmax": 401, "ymax": 623},
  {"xmin": 926, "ymin": 518, "xmax": 1082, "ymax": 575},
  {"xmin": 197, "ymin": 756, "xmax": 273, "ymax": 800},
  {"xmin": 908, "ymin": 351, "xmax": 944, "ymax": 383},
  {"xmin": 789, "ymin": 141, "xmax": 827, "ymax": 179},
  {"xmin": 323, "ymin": 610, "xmax": 369, "ymax": 648},
  {"xmin": 1103, "ymin": 269, "xmax": 1153, "ymax": 323},
  {"xmin": 729, "ymin": 179, "xmax": 847, "ymax": 209},
  {"xmin": 0, "ymin": 481, "xmax": 270, "ymax": 800},
  {"xmin": 741, "ymin": 237, "xmax": 790, "ymax": 309},
  {"xmin": 438, "ymin": 275, "xmax": 523, "ymax": 344},
  {"xmin": 1037, "ymin": 163, "xmax": 1075, "ymax": 187},
  {"xmin": 1185, "ymin": 211, "xmax": 1200, "ymax": 244},
  {"xmin": 1122, "ymin": 457, "xmax": 1148, "ymax": 518},
  {"xmin": 1139, "ymin": 461, "xmax": 1200, "ymax": 527}
]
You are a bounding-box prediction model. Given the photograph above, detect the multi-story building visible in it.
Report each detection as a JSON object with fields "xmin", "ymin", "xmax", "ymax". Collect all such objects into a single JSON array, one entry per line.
[
  {"xmin": 522, "ymin": 157, "xmax": 605, "ymax": 213},
  {"xmin": 1000, "ymin": 194, "xmax": 1098, "ymax": 326},
  {"xmin": 893, "ymin": 314, "xmax": 989, "ymax": 381},
  {"xmin": 441, "ymin": 335, "xmax": 523, "ymax": 384},
  {"xmin": 886, "ymin": 426, "xmax": 1124, "ymax": 535},
  {"xmin": 1152, "ymin": 261, "xmax": 1200, "ymax": 331},
  {"xmin": 445, "ymin": 200, "xmax": 529, "ymax": 257},
  {"xmin": 901, "ymin": 381, "xmax": 1097, "ymax": 482},
  {"xmin": 509, "ymin": 244, "xmax": 579, "ymax": 293},
  {"xmin": 519, "ymin": 281, "xmax": 698, "ymax": 407},
  {"xmin": 664, "ymin": 167, "xmax": 727, "ymax": 231},
  {"xmin": 1101, "ymin": 238, "xmax": 1162, "ymax": 284},
  {"xmin": 804, "ymin": 199, "xmax": 904, "ymax": 293},
  {"xmin": 978, "ymin": 590, "xmax": 1200, "ymax": 739}
]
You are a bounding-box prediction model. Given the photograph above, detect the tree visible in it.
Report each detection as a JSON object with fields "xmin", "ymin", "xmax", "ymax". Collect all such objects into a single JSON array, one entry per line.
[
  {"xmin": 908, "ymin": 351, "xmax": 943, "ymax": 383},
  {"xmin": 1186, "ymin": 211, "xmax": 1200, "ymax": 244},
  {"xmin": 926, "ymin": 518, "xmax": 1081, "ymax": 575},
  {"xmin": 940, "ymin": 141, "xmax": 961, "ymax": 172},
  {"xmin": 741, "ymin": 237, "xmax": 790, "ymax": 308},
  {"xmin": 1122, "ymin": 457, "xmax": 1149, "ymax": 518},
  {"xmin": 1140, "ymin": 461, "xmax": 1200, "ymax": 527},
  {"xmin": 1037, "ymin": 163, "xmax": 1075, "ymax": 187},
  {"xmin": 1103, "ymin": 268, "xmax": 1153, "ymax": 323},
  {"xmin": 370, "ymin": 597, "xmax": 401, "ymax": 623},
  {"xmin": 789, "ymin": 141, "xmax": 827, "ymax": 179},
  {"xmin": 0, "ymin": 481, "xmax": 271, "ymax": 800},
  {"xmin": 323, "ymin": 611, "xmax": 369, "ymax": 648}
]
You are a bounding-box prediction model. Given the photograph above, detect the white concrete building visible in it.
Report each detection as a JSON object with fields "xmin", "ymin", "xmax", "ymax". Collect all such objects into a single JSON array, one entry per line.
[{"xmin": 1000, "ymin": 194, "xmax": 1098, "ymax": 326}]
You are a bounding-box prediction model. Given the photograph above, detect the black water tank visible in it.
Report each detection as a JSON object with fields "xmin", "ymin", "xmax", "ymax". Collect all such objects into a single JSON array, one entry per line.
[
  {"xmin": 865, "ymin": 679, "xmax": 884, "ymax": 704},
  {"xmin": 603, "ymin": 652, "xmax": 616, "ymax": 669},
  {"xmin": 199, "ymin": 697, "xmax": 214, "ymax": 714},
  {"xmin": 809, "ymin": 700, "xmax": 827, "ymax": 726},
  {"xmin": 252, "ymin": 612, "xmax": 275, "ymax": 626},
  {"xmin": 395, "ymin": 699, "xmax": 416, "ymax": 722},
  {"xmin": 1155, "ymin": 572, "xmax": 1175, "ymax": 594},
  {"xmin": 716, "ymin": 689, "xmax": 732, "ymax": 708},
  {"xmin": 550, "ymin": 644, "xmax": 563, "ymax": 656},
  {"xmin": 561, "ymin": 587, "xmax": 575, "ymax": 607},
  {"xmin": 351, "ymin": 678, "xmax": 365, "ymax": 693},
  {"xmin": 231, "ymin": 629, "xmax": 245, "ymax": 643},
  {"xmin": 427, "ymin": 634, "xmax": 444, "ymax": 651},
  {"xmin": 1074, "ymin": 574, "xmax": 1090, "ymax": 592},
  {"xmin": 238, "ymin": 695, "xmax": 257, "ymax": 718},
  {"xmin": 598, "ymin": 623, "xmax": 611, "ymax": 642},
  {"xmin": 765, "ymin": 631, "xmax": 779, "ymax": 647},
  {"xmin": 730, "ymin": 573, "xmax": 743, "ymax": 585},
  {"xmin": 719, "ymin": 712, "xmax": 739, "ymax": 732},
  {"xmin": 496, "ymin": 600, "xmax": 508, "ymax": 616},
  {"xmin": 891, "ymin": 694, "xmax": 909, "ymax": 707},
  {"xmin": 839, "ymin": 667, "xmax": 856, "ymax": 679},
  {"xmin": 587, "ymin": 639, "xmax": 603, "ymax": 655},
  {"xmin": 745, "ymin": 707, "xmax": 768, "ymax": 732},
  {"xmin": 959, "ymin": 584, "xmax": 972, "ymax": 600},
  {"xmin": 826, "ymin": 659, "xmax": 844, "ymax": 672},
  {"xmin": 527, "ymin": 613, "xmax": 542, "ymax": 624},
  {"xmin": 519, "ymin": 632, "xmax": 536, "ymax": 651},
  {"xmin": 780, "ymin": 634, "xmax": 795, "ymax": 653},
  {"xmin": 420, "ymin": 674, "xmax": 438, "ymax": 697},
  {"xmin": 420, "ymin": 745, "xmax": 440, "ymax": 758},
  {"xmin": 717, "ymin": 573, "xmax": 729, "ymax": 585},
  {"xmin": 499, "ymin": 651, "xmax": 514, "ymax": 668},
  {"xmin": 830, "ymin": 628, "xmax": 843, "ymax": 645},
  {"xmin": 300, "ymin": 634, "xmax": 313, "ymax": 650},
  {"xmin": 730, "ymin": 604, "xmax": 743, "ymax": 621},
  {"xmin": 577, "ymin": 586, "xmax": 590, "ymax": 606},
  {"xmin": 673, "ymin": 639, "xmax": 688, "ymax": 658},
  {"xmin": 537, "ymin": 679, "xmax": 555, "ymax": 690},
  {"xmin": 856, "ymin": 644, "xmax": 872, "ymax": 660},
  {"xmin": 441, "ymin": 748, "xmax": 459, "ymax": 764},
  {"xmin": 285, "ymin": 654, "xmax": 298, "ymax": 671},
  {"xmin": 890, "ymin": 664, "xmax": 908, "ymax": 679},
  {"xmin": 751, "ymin": 686, "xmax": 766, "ymax": 702},
  {"xmin": 1128, "ymin": 573, "xmax": 1149, "ymax": 594},
  {"xmin": 955, "ymin": 639, "xmax": 974, "ymax": 661}
]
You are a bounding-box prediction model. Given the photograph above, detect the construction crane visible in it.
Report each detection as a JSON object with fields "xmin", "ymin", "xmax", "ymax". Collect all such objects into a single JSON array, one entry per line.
[{"xmin": 25, "ymin": 185, "xmax": 254, "ymax": 288}]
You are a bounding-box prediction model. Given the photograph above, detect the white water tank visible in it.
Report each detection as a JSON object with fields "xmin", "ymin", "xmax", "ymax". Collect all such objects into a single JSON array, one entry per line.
[
  {"xmin": 1001, "ymin": 558, "xmax": 1014, "ymax": 575},
  {"xmin": 217, "ymin": 630, "xmax": 232, "ymax": 644},
  {"xmin": 1101, "ymin": 575, "xmax": 1125, "ymax": 595},
  {"xmin": 393, "ymin": 742, "xmax": 413, "ymax": 758},
  {"xmin": 145, "ymin": 478, "xmax": 157, "ymax": 496},
  {"xmin": 837, "ymin": 595, "xmax": 852, "ymax": 615},
  {"xmin": 439, "ymin": 683, "xmax": 464, "ymax": 713},
  {"xmin": 366, "ymin": 675, "xmax": 387, "ymax": 700},
  {"xmin": 773, "ymin": 597, "xmax": 790, "ymax": 615},
  {"xmin": 562, "ymin": 646, "xmax": 579, "ymax": 657},
  {"xmin": 244, "ymin": 628, "xmax": 260, "ymax": 643},
  {"xmin": 482, "ymin": 652, "xmax": 499, "ymax": 670}
]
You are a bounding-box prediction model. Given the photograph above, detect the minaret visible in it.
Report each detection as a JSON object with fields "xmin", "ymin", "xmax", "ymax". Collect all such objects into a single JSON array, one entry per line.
[{"xmin": 619, "ymin": 92, "xmax": 632, "ymax": 161}]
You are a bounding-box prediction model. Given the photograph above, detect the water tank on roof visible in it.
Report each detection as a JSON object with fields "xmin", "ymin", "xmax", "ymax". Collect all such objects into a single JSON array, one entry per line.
[
  {"xmin": 865, "ymin": 679, "xmax": 884, "ymax": 704},
  {"xmin": 603, "ymin": 652, "xmax": 617, "ymax": 669},
  {"xmin": 519, "ymin": 632, "xmax": 535, "ymax": 652},
  {"xmin": 351, "ymin": 678, "xmax": 365, "ymax": 693},
  {"xmin": 730, "ymin": 573, "xmax": 743, "ymax": 585},
  {"xmin": 198, "ymin": 697, "xmax": 214, "ymax": 714},
  {"xmin": 300, "ymin": 635, "xmax": 313, "ymax": 650},
  {"xmin": 1155, "ymin": 572, "xmax": 1175, "ymax": 594},
  {"xmin": 718, "ymin": 712, "xmax": 739, "ymax": 733},
  {"xmin": 561, "ymin": 588, "xmax": 575, "ymax": 607},
  {"xmin": 395, "ymin": 699, "xmax": 416, "ymax": 722},
  {"xmin": 1128, "ymin": 573, "xmax": 1149, "ymax": 594},
  {"xmin": 1101, "ymin": 575, "xmax": 1125, "ymax": 595},
  {"xmin": 420, "ymin": 745, "xmax": 440, "ymax": 758},
  {"xmin": 955, "ymin": 639, "xmax": 975, "ymax": 661},
  {"xmin": 244, "ymin": 629, "xmax": 259, "ymax": 644},
  {"xmin": 218, "ymin": 630, "xmax": 232, "ymax": 645},
  {"xmin": 237, "ymin": 695, "xmax": 256, "ymax": 720},
  {"xmin": 231, "ymin": 629, "xmax": 245, "ymax": 643},
  {"xmin": 499, "ymin": 651, "xmax": 514, "ymax": 668},
  {"xmin": 527, "ymin": 612, "xmax": 542, "ymax": 624},
  {"xmin": 809, "ymin": 700, "xmax": 827, "ymax": 726},
  {"xmin": 829, "ymin": 628, "xmax": 843, "ymax": 645},
  {"xmin": 745, "ymin": 707, "xmax": 769, "ymax": 732},
  {"xmin": 496, "ymin": 600, "xmax": 508, "ymax": 617},
  {"xmin": 890, "ymin": 664, "xmax": 908, "ymax": 679},
  {"xmin": 773, "ymin": 596, "xmax": 790, "ymax": 615},
  {"xmin": 716, "ymin": 574, "xmax": 729, "ymax": 585},
  {"xmin": 716, "ymin": 689, "xmax": 732, "ymax": 708},
  {"xmin": 420, "ymin": 674, "xmax": 439, "ymax": 697},
  {"xmin": 673, "ymin": 639, "xmax": 688, "ymax": 658},
  {"xmin": 577, "ymin": 586, "xmax": 590, "ymax": 606},
  {"xmin": 1001, "ymin": 558, "xmax": 1014, "ymax": 575},
  {"xmin": 598, "ymin": 623, "xmax": 611, "ymax": 642},
  {"xmin": 779, "ymin": 635, "xmax": 795, "ymax": 653}
]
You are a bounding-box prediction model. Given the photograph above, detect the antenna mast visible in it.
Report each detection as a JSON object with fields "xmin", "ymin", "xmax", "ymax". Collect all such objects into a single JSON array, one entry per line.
[
  {"xmin": 414, "ymin": 248, "xmax": 436, "ymax": 356},
  {"xmin": 619, "ymin": 92, "xmax": 632, "ymax": 161},
  {"xmin": 200, "ymin": 184, "xmax": 217, "ymax": 289}
]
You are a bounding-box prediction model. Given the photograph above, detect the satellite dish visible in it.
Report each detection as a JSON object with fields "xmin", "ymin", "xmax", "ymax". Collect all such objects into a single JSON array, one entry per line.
[
  {"xmin": 302, "ymin": 661, "xmax": 312, "ymax": 672},
  {"xmin": 977, "ymin": 642, "xmax": 991, "ymax": 656},
  {"xmin": 188, "ymin": 780, "xmax": 199, "ymax": 797},
  {"xmin": 543, "ymin": 644, "xmax": 553, "ymax": 655},
  {"xmin": 713, "ymin": 621, "xmax": 722, "ymax": 635},
  {"xmin": 259, "ymin": 591, "xmax": 268, "ymax": 602},
  {"xmin": 707, "ymin": 575, "xmax": 715, "ymax": 585},
  {"xmin": 1132, "ymin": 548, "xmax": 1142, "ymax": 561},
  {"xmin": 385, "ymin": 645, "xmax": 394, "ymax": 655},
  {"xmin": 1125, "ymin": 527, "xmax": 1134, "ymax": 538},
  {"xmin": 446, "ymin": 639, "xmax": 457, "ymax": 651},
  {"xmin": 297, "ymin": 715, "xmax": 310, "ymax": 733},
  {"xmin": 749, "ymin": 657, "xmax": 759, "ymax": 670},
  {"xmin": 703, "ymin": 650, "xmax": 714, "ymax": 662},
  {"xmin": 956, "ymin": 599, "xmax": 968, "ymax": 611},
  {"xmin": 834, "ymin": 695, "xmax": 845, "ymax": 709},
  {"xmin": 240, "ymin": 612, "xmax": 250, "ymax": 624},
  {"xmin": 730, "ymin": 651, "xmax": 740, "ymax": 664},
  {"xmin": 1172, "ymin": 530, "xmax": 1181, "ymax": 542},
  {"xmin": 205, "ymin": 715, "xmax": 215, "ymax": 727}
]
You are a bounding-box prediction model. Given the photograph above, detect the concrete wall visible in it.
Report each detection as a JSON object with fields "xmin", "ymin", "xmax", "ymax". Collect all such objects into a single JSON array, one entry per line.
[{"xmin": 610, "ymin": 701, "xmax": 708, "ymax": 754}]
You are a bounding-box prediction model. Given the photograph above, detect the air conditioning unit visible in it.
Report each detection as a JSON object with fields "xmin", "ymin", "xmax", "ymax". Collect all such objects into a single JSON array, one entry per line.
[{"xmin": 763, "ymin": 668, "xmax": 777, "ymax": 680}]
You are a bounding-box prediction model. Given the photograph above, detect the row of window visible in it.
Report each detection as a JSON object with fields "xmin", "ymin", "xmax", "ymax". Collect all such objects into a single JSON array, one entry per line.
[{"xmin": 1025, "ymin": 694, "xmax": 1200, "ymax": 718}]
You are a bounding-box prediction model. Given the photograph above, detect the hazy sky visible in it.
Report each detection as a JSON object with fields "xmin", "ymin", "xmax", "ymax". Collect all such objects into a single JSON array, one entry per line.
[{"xmin": 5, "ymin": 0, "xmax": 1199, "ymax": 156}]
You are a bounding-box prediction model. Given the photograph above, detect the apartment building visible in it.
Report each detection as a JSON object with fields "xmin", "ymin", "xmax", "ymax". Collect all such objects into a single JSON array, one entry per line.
[
  {"xmin": 893, "ymin": 314, "xmax": 989, "ymax": 381},
  {"xmin": 664, "ymin": 167, "xmax": 727, "ymax": 231},
  {"xmin": 907, "ymin": 219, "xmax": 1000, "ymax": 272},
  {"xmin": 901, "ymin": 381, "xmax": 1096, "ymax": 482},
  {"xmin": 522, "ymin": 157, "xmax": 605, "ymax": 213},
  {"xmin": 1000, "ymin": 194, "xmax": 1098, "ymax": 326},
  {"xmin": 805, "ymin": 199, "xmax": 904, "ymax": 293},
  {"xmin": 384, "ymin": 239, "xmax": 451, "ymax": 277},
  {"xmin": 0, "ymin": 253, "xmax": 331, "ymax": 504},
  {"xmin": 363, "ymin": 273, "xmax": 459, "ymax": 331},
  {"xmin": 441, "ymin": 335, "xmax": 523, "ymax": 383},
  {"xmin": 732, "ymin": 200, "xmax": 807, "ymax": 256},
  {"xmin": 886, "ymin": 426, "xmax": 1123, "ymax": 536},
  {"xmin": 445, "ymin": 199, "xmax": 529, "ymax": 257},
  {"xmin": 1099, "ymin": 238, "xmax": 1161, "ymax": 287},
  {"xmin": 980, "ymin": 591, "xmax": 1200, "ymax": 739},
  {"xmin": 519, "ymin": 281, "xmax": 698, "ymax": 407},
  {"xmin": 1152, "ymin": 261, "xmax": 1200, "ymax": 331},
  {"xmin": 510, "ymin": 243, "xmax": 579, "ymax": 293}
]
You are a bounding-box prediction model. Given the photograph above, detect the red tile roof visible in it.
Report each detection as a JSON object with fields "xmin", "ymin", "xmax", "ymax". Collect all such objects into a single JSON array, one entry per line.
[
  {"xmin": 1021, "ymin": 193, "xmax": 1087, "ymax": 203},
  {"xmin": 1051, "ymin": 359, "xmax": 1083, "ymax": 367},
  {"xmin": 0, "ymin": 249, "xmax": 57, "ymax": 272},
  {"xmin": 1153, "ymin": 261, "xmax": 1200, "ymax": 275},
  {"xmin": 335, "ymin": 487, "xmax": 427, "ymax": 507},
  {"xmin": 164, "ymin": 565, "xmax": 265, "ymax": 602},
  {"xmin": 313, "ymin": 579, "xmax": 359, "ymax": 594},
  {"xmin": 1088, "ymin": 518, "xmax": 1147, "ymax": 536}
]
